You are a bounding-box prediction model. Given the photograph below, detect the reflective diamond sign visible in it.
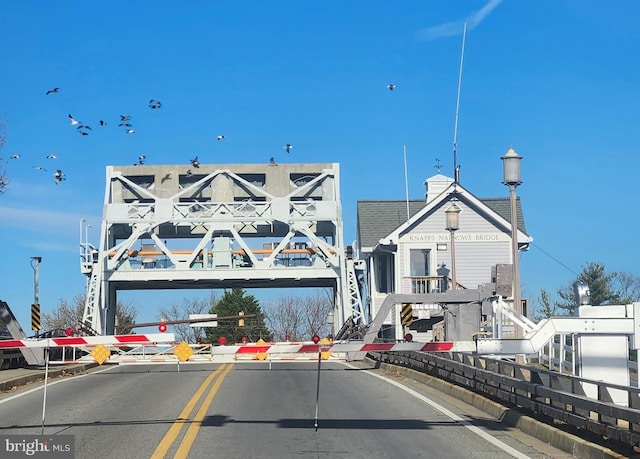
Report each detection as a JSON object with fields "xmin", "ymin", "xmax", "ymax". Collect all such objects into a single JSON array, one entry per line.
[
  {"xmin": 255, "ymin": 338, "xmax": 267, "ymax": 360},
  {"xmin": 91, "ymin": 344, "xmax": 110, "ymax": 365},
  {"xmin": 320, "ymin": 337, "xmax": 332, "ymax": 360},
  {"xmin": 173, "ymin": 341, "xmax": 194, "ymax": 362}
]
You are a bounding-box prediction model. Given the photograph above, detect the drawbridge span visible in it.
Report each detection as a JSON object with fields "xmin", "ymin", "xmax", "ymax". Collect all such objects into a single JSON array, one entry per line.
[{"xmin": 81, "ymin": 162, "xmax": 365, "ymax": 335}]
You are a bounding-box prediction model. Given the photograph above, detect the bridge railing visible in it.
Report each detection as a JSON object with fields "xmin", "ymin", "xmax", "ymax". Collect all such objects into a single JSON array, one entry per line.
[
  {"xmin": 537, "ymin": 334, "xmax": 575, "ymax": 375},
  {"xmin": 368, "ymin": 350, "xmax": 640, "ymax": 449},
  {"xmin": 536, "ymin": 334, "xmax": 638, "ymax": 386}
]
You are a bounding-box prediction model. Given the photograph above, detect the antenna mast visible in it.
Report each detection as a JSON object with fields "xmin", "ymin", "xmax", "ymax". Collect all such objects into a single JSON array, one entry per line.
[
  {"xmin": 404, "ymin": 144, "xmax": 410, "ymax": 220},
  {"xmin": 452, "ymin": 22, "xmax": 467, "ymax": 183}
]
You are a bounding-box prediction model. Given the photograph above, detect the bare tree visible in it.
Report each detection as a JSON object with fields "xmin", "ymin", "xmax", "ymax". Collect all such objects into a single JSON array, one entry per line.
[
  {"xmin": 159, "ymin": 292, "xmax": 218, "ymax": 343},
  {"xmin": 264, "ymin": 294, "xmax": 306, "ymax": 341},
  {"xmin": 41, "ymin": 293, "xmax": 139, "ymax": 334},
  {"xmin": 613, "ymin": 272, "xmax": 640, "ymax": 304},
  {"xmin": 264, "ymin": 289, "xmax": 333, "ymax": 341}
]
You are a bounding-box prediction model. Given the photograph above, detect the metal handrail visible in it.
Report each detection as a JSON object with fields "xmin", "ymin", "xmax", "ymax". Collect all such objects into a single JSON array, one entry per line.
[{"xmin": 369, "ymin": 350, "xmax": 640, "ymax": 449}]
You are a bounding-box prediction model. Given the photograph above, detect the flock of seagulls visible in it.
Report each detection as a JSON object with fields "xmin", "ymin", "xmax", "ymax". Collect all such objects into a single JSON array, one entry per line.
[
  {"xmin": 9, "ymin": 152, "xmax": 61, "ymax": 181},
  {"xmin": 6, "ymin": 83, "xmax": 398, "ymax": 187},
  {"xmin": 6, "ymin": 89, "xmax": 167, "ymax": 185}
]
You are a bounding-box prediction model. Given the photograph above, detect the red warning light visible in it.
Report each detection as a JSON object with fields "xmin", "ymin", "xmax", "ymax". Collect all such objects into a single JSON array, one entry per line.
[
  {"xmin": 312, "ymin": 335, "xmax": 320, "ymax": 344},
  {"xmin": 64, "ymin": 327, "xmax": 74, "ymax": 337},
  {"xmin": 404, "ymin": 333, "xmax": 413, "ymax": 342},
  {"xmin": 218, "ymin": 336, "xmax": 227, "ymax": 346},
  {"xmin": 241, "ymin": 336, "xmax": 248, "ymax": 344},
  {"xmin": 158, "ymin": 323, "xmax": 167, "ymax": 333}
]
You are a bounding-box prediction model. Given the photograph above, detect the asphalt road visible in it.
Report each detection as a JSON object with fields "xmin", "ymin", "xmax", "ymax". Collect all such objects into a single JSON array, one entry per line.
[{"xmin": 0, "ymin": 361, "xmax": 569, "ymax": 458}]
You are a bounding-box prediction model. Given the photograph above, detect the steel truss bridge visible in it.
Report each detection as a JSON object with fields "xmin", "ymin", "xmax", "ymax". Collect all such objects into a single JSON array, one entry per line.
[{"xmin": 80, "ymin": 162, "xmax": 365, "ymax": 335}]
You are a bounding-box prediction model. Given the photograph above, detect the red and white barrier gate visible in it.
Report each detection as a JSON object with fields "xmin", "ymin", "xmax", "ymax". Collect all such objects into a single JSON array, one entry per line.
[
  {"xmin": 211, "ymin": 340, "xmax": 476, "ymax": 357},
  {"xmin": 0, "ymin": 333, "xmax": 176, "ymax": 349}
]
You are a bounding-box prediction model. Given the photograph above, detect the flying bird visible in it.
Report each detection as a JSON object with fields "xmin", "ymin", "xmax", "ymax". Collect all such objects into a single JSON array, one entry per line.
[
  {"xmin": 33, "ymin": 166, "xmax": 47, "ymax": 171},
  {"xmin": 133, "ymin": 155, "xmax": 145, "ymax": 166},
  {"xmin": 217, "ymin": 135, "xmax": 226, "ymax": 141},
  {"xmin": 186, "ymin": 169, "xmax": 193, "ymax": 177},
  {"xmin": 68, "ymin": 114, "xmax": 80, "ymax": 125},
  {"xmin": 99, "ymin": 120, "xmax": 107, "ymax": 126},
  {"xmin": 78, "ymin": 130, "xmax": 89, "ymax": 136},
  {"xmin": 190, "ymin": 156, "xmax": 200, "ymax": 168},
  {"xmin": 54, "ymin": 169, "xmax": 65, "ymax": 185},
  {"xmin": 119, "ymin": 123, "xmax": 132, "ymax": 127},
  {"xmin": 10, "ymin": 154, "xmax": 20, "ymax": 159},
  {"xmin": 125, "ymin": 129, "xmax": 135, "ymax": 134},
  {"xmin": 120, "ymin": 115, "xmax": 131, "ymax": 121},
  {"xmin": 46, "ymin": 87, "xmax": 60, "ymax": 95},
  {"xmin": 269, "ymin": 157, "xmax": 277, "ymax": 166},
  {"xmin": 149, "ymin": 99, "xmax": 162, "ymax": 109},
  {"xmin": 284, "ymin": 144, "xmax": 293, "ymax": 153},
  {"xmin": 387, "ymin": 83, "xmax": 396, "ymax": 91},
  {"xmin": 46, "ymin": 154, "xmax": 57, "ymax": 159},
  {"xmin": 161, "ymin": 173, "xmax": 171, "ymax": 183},
  {"xmin": 77, "ymin": 125, "xmax": 92, "ymax": 130}
]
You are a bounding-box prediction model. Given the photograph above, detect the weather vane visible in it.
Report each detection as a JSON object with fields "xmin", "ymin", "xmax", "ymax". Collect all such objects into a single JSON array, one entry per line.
[{"xmin": 434, "ymin": 158, "xmax": 442, "ymax": 174}]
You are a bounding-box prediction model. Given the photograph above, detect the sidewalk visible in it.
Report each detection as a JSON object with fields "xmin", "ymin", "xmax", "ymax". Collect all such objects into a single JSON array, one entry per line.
[{"xmin": 0, "ymin": 363, "xmax": 99, "ymax": 393}]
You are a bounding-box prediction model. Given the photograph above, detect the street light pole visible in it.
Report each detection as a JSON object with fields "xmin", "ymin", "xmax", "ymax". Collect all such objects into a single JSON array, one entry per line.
[
  {"xmin": 445, "ymin": 201, "xmax": 461, "ymax": 290},
  {"xmin": 501, "ymin": 147, "xmax": 523, "ymax": 326}
]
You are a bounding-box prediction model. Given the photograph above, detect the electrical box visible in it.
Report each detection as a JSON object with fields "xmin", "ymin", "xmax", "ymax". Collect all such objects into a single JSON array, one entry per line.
[{"xmin": 492, "ymin": 264, "xmax": 512, "ymax": 298}]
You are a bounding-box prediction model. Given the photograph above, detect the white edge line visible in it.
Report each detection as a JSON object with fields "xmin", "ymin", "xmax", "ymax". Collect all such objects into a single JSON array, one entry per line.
[
  {"xmin": 0, "ymin": 366, "xmax": 116, "ymax": 405},
  {"xmin": 341, "ymin": 362, "xmax": 531, "ymax": 459}
]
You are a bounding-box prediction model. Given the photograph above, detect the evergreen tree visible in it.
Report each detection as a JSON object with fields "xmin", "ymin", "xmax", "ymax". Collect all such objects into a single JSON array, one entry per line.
[
  {"xmin": 532, "ymin": 288, "xmax": 556, "ymax": 322},
  {"xmin": 555, "ymin": 262, "xmax": 621, "ymax": 315},
  {"xmin": 204, "ymin": 288, "xmax": 272, "ymax": 344}
]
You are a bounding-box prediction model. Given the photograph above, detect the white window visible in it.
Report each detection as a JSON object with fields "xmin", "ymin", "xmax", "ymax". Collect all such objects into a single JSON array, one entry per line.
[{"xmin": 409, "ymin": 249, "xmax": 431, "ymax": 277}]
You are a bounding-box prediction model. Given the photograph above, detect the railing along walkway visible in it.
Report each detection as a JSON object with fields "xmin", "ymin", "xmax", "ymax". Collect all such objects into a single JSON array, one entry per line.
[{"xmin": 369, "ymin": 350, "xmax": 640, "ymax": 449}]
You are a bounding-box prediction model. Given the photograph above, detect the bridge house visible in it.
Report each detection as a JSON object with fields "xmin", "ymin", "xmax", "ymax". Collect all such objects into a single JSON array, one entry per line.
[{"xmin": 356, "ymin": 173, "xmax": 532, "ymax": 341}]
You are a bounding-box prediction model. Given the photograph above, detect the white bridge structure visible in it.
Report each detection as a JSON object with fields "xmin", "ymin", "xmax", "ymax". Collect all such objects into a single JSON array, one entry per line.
[
  {"xmin": 80, "ymin": 162, "xmax": 365, "ymax": 335},
  {"xmin": 76, "ymin": 162, "xmax": 639, "ymax": 405}
]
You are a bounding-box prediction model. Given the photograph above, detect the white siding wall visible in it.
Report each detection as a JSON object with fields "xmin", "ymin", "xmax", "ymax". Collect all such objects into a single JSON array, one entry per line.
[{"xmin": 397, "ymin": 200, "xmax": 512, "ymax": 290}]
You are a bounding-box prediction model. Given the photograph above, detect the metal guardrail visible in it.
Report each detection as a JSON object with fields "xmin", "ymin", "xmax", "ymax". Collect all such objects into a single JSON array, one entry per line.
[{"xmin": 368, "ymin": 350, "xmax": 640, "ymax": 450}]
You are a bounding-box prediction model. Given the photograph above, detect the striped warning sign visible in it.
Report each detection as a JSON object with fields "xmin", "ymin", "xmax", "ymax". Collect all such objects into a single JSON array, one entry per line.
[
  {"xmin": 401, "ymin": 303, "xmax": 413, "ymax": 326},
  {"xmin": 31, "ymin": 303, "xmax": 41, "ymax": 331}
]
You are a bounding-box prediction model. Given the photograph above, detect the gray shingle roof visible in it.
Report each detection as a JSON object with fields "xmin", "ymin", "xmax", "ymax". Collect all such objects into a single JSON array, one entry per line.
[{"xmin": 357, "ymin": 197, "xmax": 528, "ymax": 250}]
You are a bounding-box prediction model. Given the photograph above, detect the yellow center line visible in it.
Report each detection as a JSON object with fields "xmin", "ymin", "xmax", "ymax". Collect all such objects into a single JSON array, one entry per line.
[
  {"xmin": 151, "ymin": 364, "xmax": 231, "ymax": 459},
  {"xmin": 173, "ymin": 363, "xmax": 235, "ymax": 459}
]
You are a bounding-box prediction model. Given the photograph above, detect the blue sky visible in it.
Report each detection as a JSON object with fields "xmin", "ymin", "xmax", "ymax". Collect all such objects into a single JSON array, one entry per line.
[{"xmin": 1, "ymin": 1, "xmax": 639, "ymax": 333}]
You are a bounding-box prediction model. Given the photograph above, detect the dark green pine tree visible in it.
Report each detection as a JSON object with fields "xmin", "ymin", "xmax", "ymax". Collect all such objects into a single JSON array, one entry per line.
[
  {"xmin": 204, "ymin": 288, "xmax": 272, "ymax": 344},
  {"xmin": 556, "ymin": 262, "xmax": 622, "ymax": 314}
]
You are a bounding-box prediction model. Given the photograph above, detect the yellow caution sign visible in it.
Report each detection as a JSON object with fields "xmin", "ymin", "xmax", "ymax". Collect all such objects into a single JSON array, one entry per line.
[
  {"xmin": 255, "ymin": 338, "xmax": 267, "ymax": 360},
  {"xmin": 91, "ymin": 344, "xmax": 110, "ymax": 365},
  {"xmin": 401, "ymin": 303, "xmax": 413, "ymax": 327},
  {"xmin": 320, "ymin": 337, "xmax": 332, "ymax": 360},
  {"xmin": 173, "ymin": 341, "xmax": 194, "ymax": 362}
]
